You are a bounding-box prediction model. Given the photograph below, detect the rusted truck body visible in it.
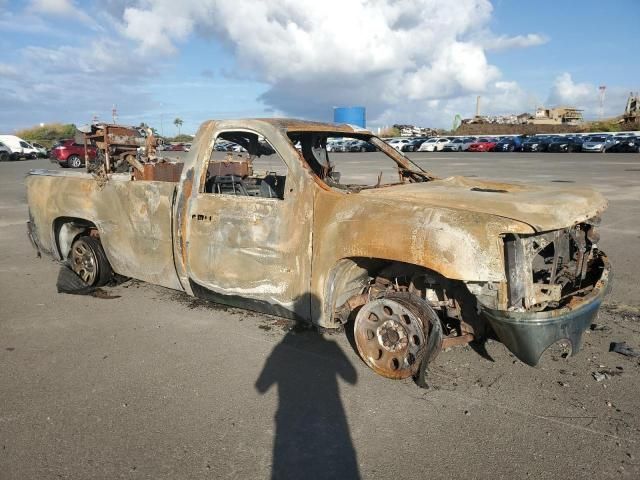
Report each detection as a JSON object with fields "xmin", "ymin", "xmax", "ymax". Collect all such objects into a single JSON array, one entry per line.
[{"xmin": 25, "ymin": 119, "xmax": 611, "ymax": 385}]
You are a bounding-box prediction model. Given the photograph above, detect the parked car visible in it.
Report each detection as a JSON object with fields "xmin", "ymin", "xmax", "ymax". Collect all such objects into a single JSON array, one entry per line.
[
  {"xmin": 522, "ymin": 136, "xmax": 549, "ymax": 152},
  {"xmin": 467, "ymin": 138, "xmax": 499, "ymax": 152},
  {"xmin": 494, "ymin": 136, "xmax": 524, "ymax": 152},
  {"xmin": 343, "ymin": 140, "xmax": 361, "ymax": 152},
  {"xmin": 50, "ymin": 139, "xmax": 97, "ymax": 168},
  {"xmin": 387, "ymin": 138, "xmax": 413, "ymax": 151},
  {"xmin": 31, "ymin": 142, "xmax": 48, "ymax": 157},
  {"xmin": 418, "ymin": 137, "xmax": 450, "ymax": 152},
  {"xmin": 0, "ymin": 135, "xmax": 40, "ymax": 159},
  {"xmin": 442, "ymin": 137, "xmax": 476, "ymax": 152},
  {"xmin": 400, "ymin": 137, "xmax": 428, "ymax": 152},
  {"xmin": 348, "ymin": 139, "xmax": 377, "ymax": 152},
  {"xmin": 327, "ymin": 139, "xmax": 350, "ymax": 152},
  {"xmin": 0, "ymin": 141, "xmax": 12, "ymax": 161},
  {"xmin": 26, "ymin": 118, "xmax": 611, "ymax": 387},
  {"xmin": 606, "ymin": 136, "xmax": 640, "ymax": 153},
  {"xmin": 214, "ymin": 140, "xmax": 234, "ymax": 151},
  {"xmin": 547, "ymin": 136, "xmax": 584, "ymax": 153},
  {"xmin": 582, "ymin": 135, "xmax": 615, "ymax": 153},
  {"xmin": 165, "ymin": 143, "xmax": 188, "ymax": 152}
]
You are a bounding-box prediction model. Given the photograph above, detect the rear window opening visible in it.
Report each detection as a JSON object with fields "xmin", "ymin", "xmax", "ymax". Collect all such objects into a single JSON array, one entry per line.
[{"xmin": 202, "ymin": 130, "xmax": 288, "ymax": 200}]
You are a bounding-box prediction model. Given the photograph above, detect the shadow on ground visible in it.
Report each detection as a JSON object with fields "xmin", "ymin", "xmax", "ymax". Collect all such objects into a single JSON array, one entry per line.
[{"xmin": 256, "ymin": 329, "xmax": 360, "ymax": 479}]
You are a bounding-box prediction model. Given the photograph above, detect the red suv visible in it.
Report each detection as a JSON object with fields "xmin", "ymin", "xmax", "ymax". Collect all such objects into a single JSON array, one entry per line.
[{"xmin": 50, "ymin": 139, "xmax": 97, "ymax": 168}]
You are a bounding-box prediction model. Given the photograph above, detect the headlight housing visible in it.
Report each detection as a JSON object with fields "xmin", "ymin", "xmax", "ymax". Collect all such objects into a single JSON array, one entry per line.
[{"xmin": 503, "ymin": 219, "xmax": 603, "ymax": 312}]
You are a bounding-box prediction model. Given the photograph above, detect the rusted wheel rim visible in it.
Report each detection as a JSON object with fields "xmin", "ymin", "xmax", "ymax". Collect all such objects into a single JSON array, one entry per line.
[
  {"xmin": 354, "ymin": 297, "xmax": 427, "ymax": 379},
  {"xmin": 70, "ymin": 239, "xmax": 97, "ymax": 285}
]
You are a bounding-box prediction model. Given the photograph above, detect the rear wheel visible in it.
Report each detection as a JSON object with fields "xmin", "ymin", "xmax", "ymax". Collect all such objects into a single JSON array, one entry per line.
[
  {"xmin": 0, "ymin": 152, "xmax": 8, "ymax": 162},
  {"xmin": 69, "ymin": 236, "xmax": 112, "ymax": 287},
  {"xmin": 354, "ymin": 292, "xmax": 442, "ymax": 385},
  {"xmin": 68, "ymin": 155, "xmax": 83, "ymax": 168}
]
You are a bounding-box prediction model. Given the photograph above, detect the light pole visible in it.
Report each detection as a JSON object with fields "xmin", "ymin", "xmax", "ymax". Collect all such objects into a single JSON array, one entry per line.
[{"xmin": 160, "ymin": 103, "xmax": 164, "ymax": 137}]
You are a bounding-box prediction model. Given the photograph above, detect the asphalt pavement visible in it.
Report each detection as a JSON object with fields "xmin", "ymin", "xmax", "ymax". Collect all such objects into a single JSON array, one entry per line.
[{"xmin": 1, "ymin": 152, "xmax": 639, "ymax": 479}]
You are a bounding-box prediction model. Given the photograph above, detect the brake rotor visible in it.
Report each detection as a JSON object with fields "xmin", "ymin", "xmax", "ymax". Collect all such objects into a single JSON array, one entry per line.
[{"xmin": 354, "ymin": 295, "xmax": 428, "ymax": 379}]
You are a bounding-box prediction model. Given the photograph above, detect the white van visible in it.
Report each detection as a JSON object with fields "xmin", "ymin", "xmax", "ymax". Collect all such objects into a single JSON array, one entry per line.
[{"xmin": 0, "ymin": 135, "xmax": 39, "ymax": 159}]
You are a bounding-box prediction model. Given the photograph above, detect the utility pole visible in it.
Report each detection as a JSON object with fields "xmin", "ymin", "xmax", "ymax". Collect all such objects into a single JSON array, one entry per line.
[
  {"xmin": 112, "ymin": 104, "xmax": 118, "ymax": 124},
  {"xmin": 598, "ymin": 86, "xmax": 606, "ymax": 119},
  {"xmin": 160, "ymin": 103, "xmax": 164, "ymax": 137}
]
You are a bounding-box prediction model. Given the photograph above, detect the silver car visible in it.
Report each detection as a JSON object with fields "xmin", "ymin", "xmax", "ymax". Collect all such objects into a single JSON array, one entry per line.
[
  {"xmin": 581, "ymin": 135, "xmax": 615, "ymax": 152},
  {"xmin": 442, "ymin": 137, "xmax": 476, "ymax": 152}
]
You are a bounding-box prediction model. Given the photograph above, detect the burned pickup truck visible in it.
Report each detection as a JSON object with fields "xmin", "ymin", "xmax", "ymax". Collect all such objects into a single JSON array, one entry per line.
[{"xmin": 26, "ymin": 119, "xmax": 611, "ymax": 386}]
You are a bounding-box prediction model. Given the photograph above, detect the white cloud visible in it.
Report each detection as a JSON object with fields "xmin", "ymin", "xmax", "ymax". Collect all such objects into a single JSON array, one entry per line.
[
  {"xmin": 0, "ymin": 35, "xmax": 159, "ymax": 131},
  {"xmin": 547, "ymin": 73, "xmax": 630, "ymax": 119},
  {"xmin": 28, "ymin": 0, "xmax": 98, "ymax": 27},
  {"xmin": 12, "ymin": 0, "xmax": 633, "ymax": 131},
  {"xmin": 114, "ymin": 0, "xmax": 544, "ymax": 124},
  {"xmin": 481, "ymin": 33, "xmax": 549, "ymax": 51},
  {"xmin": 548, "ymin": 73, "xmax": 595, "ymax": 106},
  {"xmin": 0, "ymin": 63, "xmax": 19, "ymax": 78},
  {"xmin": 30, "ymin": 0, "xmax": 75, "ymax": 14}
]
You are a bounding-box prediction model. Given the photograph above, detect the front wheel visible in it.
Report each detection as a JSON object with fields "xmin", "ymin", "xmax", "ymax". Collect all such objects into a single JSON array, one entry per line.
[
  {"xmin": 69, "ymin": 236, "xmax": 113, "ymax": 286},
  {"xmin": 354, "ymin": 292, "xmax": 442, "ymax": 386}
]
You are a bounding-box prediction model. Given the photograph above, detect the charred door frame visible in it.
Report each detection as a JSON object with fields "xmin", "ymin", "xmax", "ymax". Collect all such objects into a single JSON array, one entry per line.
[{"xmin": 173, "ymin": 123, "xmax": 315, "ymax": 320}]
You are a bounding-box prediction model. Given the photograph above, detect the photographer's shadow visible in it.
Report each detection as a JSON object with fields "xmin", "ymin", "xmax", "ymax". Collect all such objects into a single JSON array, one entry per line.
[{"xmin": 256, "ymin": 328, "xmax": 360, "ymax": 480}]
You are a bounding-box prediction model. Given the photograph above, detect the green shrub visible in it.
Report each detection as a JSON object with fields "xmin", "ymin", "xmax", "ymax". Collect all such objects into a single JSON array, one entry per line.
[{"xmin": 16, "ymin": 123, "xmax": 77, "ymax": 148}]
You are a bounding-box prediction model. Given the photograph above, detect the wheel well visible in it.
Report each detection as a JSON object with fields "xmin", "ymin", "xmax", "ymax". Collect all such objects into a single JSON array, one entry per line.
[
  {"xmin": 326, "ymin": 257, "xmax": 486, "ymax": 340},
  {"xmin": 325, "ymin": 257, "xmax": 439, "ymax": 325},
  {"xmin": 53, "ymin": 217, "xmax": 99, "ymax": 260}
]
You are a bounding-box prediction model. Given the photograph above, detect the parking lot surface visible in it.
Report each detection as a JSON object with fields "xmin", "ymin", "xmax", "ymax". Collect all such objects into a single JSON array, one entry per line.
[{"xmin": 1, "ymin": 153, "xmax": 639, "ymax": 479}]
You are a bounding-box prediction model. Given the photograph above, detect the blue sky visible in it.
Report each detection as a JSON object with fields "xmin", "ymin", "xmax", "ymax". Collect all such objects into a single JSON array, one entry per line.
[
  {"xmin": 1, "ymin": 0, "xmax": 637, "ymax": 134},
  {"xmin": 488, "ymin": 0, "xmax": 638, "ymax": 94}
]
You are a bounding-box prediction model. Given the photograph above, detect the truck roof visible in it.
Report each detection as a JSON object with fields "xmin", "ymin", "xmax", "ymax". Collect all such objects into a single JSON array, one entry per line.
[{"xmin": 207, "ymin": 118, "xmax": 372, "ymax": 135}]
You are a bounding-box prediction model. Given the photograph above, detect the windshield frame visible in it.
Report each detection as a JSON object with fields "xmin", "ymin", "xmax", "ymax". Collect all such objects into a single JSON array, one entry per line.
[{"xmin": 286, "ymin": 131, "xmax": 436, "ymax": 191}]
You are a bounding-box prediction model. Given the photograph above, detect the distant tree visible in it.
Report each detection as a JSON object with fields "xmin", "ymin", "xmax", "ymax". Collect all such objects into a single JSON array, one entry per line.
[
  {"xmin": 169, "ymin": 134, "xmax": 194, "ymax": 143},
  {"xmin": 15, "ymin": 123, "xmax": 77, "ymax": 148},
  {"xmin": 378, "ymin": 126, "xmax": 401, "ymax": 137},
  {"xmin": 173, "ymin": 117, "xmax": 183, "ymax": 136}
]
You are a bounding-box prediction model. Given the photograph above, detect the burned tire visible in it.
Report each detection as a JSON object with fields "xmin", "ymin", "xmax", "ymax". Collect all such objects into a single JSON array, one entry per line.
[
  {"xmin": 354, "ymin": 292, "xmax": 442, "ymax": 387},
  {"xmin": 68, "ymin": 236, "xmax": 112, "ymax": 287},
  {"xmin": 68, "ymin": 155, "xmax": 82, "ymax": 168}
]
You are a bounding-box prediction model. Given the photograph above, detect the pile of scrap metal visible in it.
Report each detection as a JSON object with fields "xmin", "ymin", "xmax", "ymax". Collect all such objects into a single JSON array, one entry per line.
[{"xmin": 77, "ymin": 123, "xmax": 180, "ymax": 180}]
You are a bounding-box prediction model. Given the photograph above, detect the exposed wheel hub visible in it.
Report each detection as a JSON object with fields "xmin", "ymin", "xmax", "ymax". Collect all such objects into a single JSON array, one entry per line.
[
  {"xmin": 354, "ymin": 296, "xmax": 428, "ymax": 379},
  {"xmin": 378, "ymin": 320, "xmax": 408, "ymax": 352}
]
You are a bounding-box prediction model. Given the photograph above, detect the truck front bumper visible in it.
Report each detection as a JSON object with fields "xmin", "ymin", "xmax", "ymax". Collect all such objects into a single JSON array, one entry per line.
[{"xmin": 481, "ymin": 254, "xmax": 612, "ymax": 366}]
